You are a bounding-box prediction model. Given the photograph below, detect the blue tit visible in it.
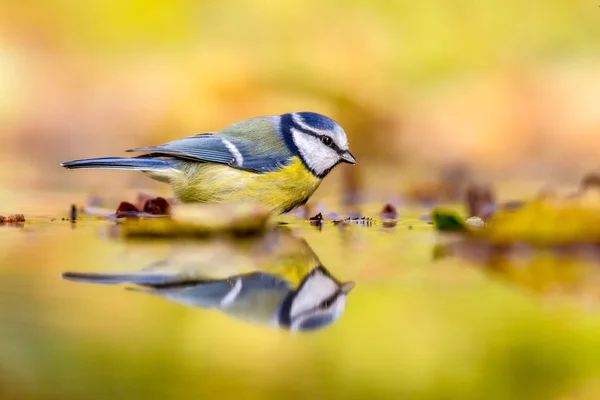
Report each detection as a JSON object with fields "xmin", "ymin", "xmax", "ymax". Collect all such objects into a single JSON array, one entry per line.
[
  {"xmin": 61, "ymin": 112, "xmax": 356, "ymax": 214},
  {"xmin": 62, "ymin": 229, "xmax": 355, "ymax": 331}
]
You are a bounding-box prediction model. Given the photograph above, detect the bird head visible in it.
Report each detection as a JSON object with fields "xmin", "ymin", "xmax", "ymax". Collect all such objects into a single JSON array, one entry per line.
[
  {"xmin": 280, "ymin": 112, "xmax": 356, "ymax": 178},
  {"xmin": 280, "ymin": 265, "xmax": 355, "ymax": 332}
]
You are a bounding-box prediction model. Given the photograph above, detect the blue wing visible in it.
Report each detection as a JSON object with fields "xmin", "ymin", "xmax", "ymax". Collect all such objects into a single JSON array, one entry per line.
[
  {"xmin": 126, "ymin": 117, "xmax": 294, "ymax": 173},
  {"xmin": 127, "ymin": 134, "xmax": 238, "ymax": 165}
]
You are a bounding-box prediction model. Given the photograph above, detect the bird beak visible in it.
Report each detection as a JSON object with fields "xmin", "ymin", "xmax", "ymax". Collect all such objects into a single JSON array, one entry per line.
[
  {"xmin": 340, "ymin": 151, "xmax": 356, "ymax": 164},
  {"xmin": 340, "ymin": 281, "xmax": 355, "ymax": 294}
]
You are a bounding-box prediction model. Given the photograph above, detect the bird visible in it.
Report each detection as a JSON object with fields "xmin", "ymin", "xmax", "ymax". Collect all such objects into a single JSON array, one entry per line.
[
  {"xmin": 62, "ymin": 227, "xmax": 355, "ymax": 331},
  {"xmin": 61, "ymin": 112, "xmax": 356, "ymax": 214}
]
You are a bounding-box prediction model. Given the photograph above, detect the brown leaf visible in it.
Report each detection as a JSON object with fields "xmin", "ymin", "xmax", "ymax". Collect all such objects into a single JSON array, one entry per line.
[
  {"xmin": 116, "ymin": 202, "xmax": 140, "ymax": 213},
  {"xmin": 381, "ymin": 203, "xmax": 398, "ymax": 220},
  {"xmin": 5, "ymin": 214, "xmax": 25, "ymax": 223},
  {"xmin": 115, "ymin": 201, "xmax": 141, "ymax": 219},
  {"xmin": 143, "ymin": 197, "xmax": 171, "ymax": 216},
  {"xmin": 309, "ymin": 212, "xmax": 323, "ymax": 222}
]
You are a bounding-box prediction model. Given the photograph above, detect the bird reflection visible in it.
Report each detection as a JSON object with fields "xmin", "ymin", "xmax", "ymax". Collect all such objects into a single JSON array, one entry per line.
[{"xmin": 62, "ymin": 227, "xmax": 354, "ymax": 332}]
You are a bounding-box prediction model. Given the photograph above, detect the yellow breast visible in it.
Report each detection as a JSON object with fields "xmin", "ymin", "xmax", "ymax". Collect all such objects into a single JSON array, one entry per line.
[{"xmin": 168, "ymin": 157, "xmax": 322, "ymax": 214}]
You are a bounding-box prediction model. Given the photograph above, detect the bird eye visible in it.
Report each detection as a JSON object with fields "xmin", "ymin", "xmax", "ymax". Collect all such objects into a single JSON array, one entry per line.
[
  {"xmin": 321, "ymin": 136, "xmax": 333, "ymax": 146},
  {"xmin": 320, "ymin": 296, "xmax": 336, "ymax": 309}
]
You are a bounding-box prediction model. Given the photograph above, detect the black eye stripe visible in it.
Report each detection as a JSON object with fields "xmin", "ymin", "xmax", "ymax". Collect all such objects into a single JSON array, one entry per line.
[{"xmin": 296, "ymin": 128, "xmax": 344, "ymax": 154}]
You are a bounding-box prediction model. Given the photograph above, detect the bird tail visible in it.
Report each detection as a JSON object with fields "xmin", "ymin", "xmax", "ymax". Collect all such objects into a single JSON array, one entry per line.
[
  {"xmin": 61, "ymin": 271, "xmax": 180, "ymax": 286},
  {"xmin": 60, "ymin": 157, "xmax": 171, "ymax": 171}
]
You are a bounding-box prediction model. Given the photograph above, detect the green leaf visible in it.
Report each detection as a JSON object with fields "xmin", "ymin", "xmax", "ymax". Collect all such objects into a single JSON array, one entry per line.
[{"xmin": 431, "ymin": 209, "xmax": 467, "ymax": 232}]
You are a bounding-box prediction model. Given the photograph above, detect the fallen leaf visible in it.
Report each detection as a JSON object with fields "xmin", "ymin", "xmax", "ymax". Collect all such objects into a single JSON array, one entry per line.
[
  {"xmin": 431, "ymin": 209, "xmax": 467, "ymax": 232},
  {"xmin": 143, "ymin": 197, "xmax": 171, "ymax": 215},
  {"xmin": 381, "ymin": 203, "xmax": 398, "ymax": 221},
  {"xmin": 4, "ymin": 214, "xmax": 25, "ymax": 223},
  {"xmin": 309, "ymin": 213, "xmax": 324, "ymax": 223},
  {"xmin": 116, "ymin": 202, "xmax": 139, "ymax": 213}
]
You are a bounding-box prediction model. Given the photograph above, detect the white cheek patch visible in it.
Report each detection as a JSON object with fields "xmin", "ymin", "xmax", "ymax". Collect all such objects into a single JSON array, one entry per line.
[
  {"xmin": 291, "ymin": 128, "xmax": 340, "ymax": 176},
  {"xmin": 290, "ymin": 269, "xmax": 339, "ymax": 319}
]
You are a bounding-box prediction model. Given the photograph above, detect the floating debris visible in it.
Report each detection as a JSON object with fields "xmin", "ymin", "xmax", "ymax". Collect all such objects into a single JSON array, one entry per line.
[
  {"xmin": 116, "ymin": 201, "xmax": 139, "ymax": 213},
  {"xmin": 0, "ymin": 214, "xmax": 26, "ymax": 224},
  {"xmin": 333, "ymin": 217, "xmax": 373, "ymax": 227},
  {"xmin": 380, "ymin": 203, "xmax": 398, "ymax": 221},
  {"xmin": 309, "ymin": 212, "xmax": 324, "ymax": 226},
  {"xmin": 108, "ymin": 197, "xmax": 173, "ymax": 220},
  {"xmin": 380, "ymin": 204, "xmax": 398, "ymax": 228},
  {"xmin": 70, "ymin": 204, "xmax": 78, "ymax": 223}
]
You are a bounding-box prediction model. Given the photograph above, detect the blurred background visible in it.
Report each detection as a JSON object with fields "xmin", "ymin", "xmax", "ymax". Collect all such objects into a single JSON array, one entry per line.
[
  {"xmin": 3, "ymin": 2, "xmax": 600, "ymax": 400},
  {"xmin": 1, "ymin": 0, "xmax": 599, "ymax": 197}
]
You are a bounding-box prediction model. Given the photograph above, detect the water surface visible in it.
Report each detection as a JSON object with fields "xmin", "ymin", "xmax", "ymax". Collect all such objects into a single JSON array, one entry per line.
[{"xmin": 2, "ymin": 200, "xmax": 600, "ymax": 400}]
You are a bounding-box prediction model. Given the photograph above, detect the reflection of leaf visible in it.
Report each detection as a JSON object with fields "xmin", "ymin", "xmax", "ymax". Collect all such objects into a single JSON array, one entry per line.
[
  {"xmin": 431, "ymin": 209, "xmax": 467, "ymax": 232},
  {"xmin": 431, "ymin": 243, "xmax": 449, "ymax": 260},
  {"xmin": 437, "ymin": 238, "xmax": 600, "ymax": 302}
]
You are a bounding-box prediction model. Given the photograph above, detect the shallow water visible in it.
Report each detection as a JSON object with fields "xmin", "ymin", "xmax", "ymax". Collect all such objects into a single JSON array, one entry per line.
[{"xmin": 2, "ymin": 201, "xmax": 600, "ymax": 400}]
